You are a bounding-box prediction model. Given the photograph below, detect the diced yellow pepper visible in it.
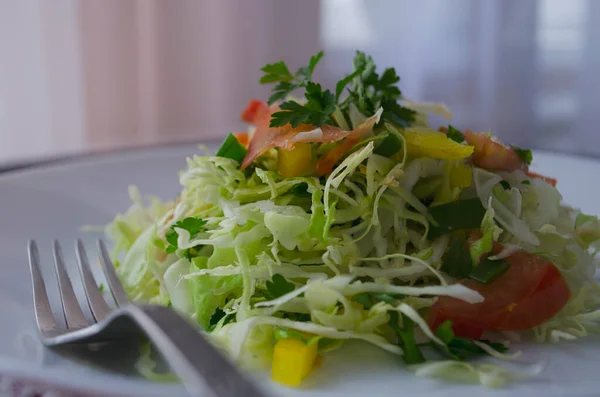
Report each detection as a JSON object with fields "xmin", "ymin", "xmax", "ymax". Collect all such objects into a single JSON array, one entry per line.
[
  {"xmin": 449, "ymin": 161, "xmax": 473, "ymax": 188},
  {"xmin": 271, "ymin": 338, "xmax": 318, "ymax": 387},
  {"xmin": 403, "ymin": 128, "xmax": 474, "ymax": 160},
  {"xmin": 277, "ymin": 143, "xmax": 314, "ymax": 177},
  {"xmin": 433, "ymin": 161, "xmax": 473, "ymax": 204}
]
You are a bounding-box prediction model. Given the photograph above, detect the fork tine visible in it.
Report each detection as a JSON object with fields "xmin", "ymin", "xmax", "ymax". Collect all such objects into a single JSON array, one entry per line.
[
  {"xmin": 75, "ymin": 240, "xmax": 110, "ymax": 322},
  {"xmin": 27, "ymin": 240, "xmax": 57, "ymax": 332},
  {"xmin": 53, "ymin": 241, "xmax": 89, "ymax": 329},
  {"xmin": 97, "ymin": 239, "xmax": 129, "ymax": 307}
]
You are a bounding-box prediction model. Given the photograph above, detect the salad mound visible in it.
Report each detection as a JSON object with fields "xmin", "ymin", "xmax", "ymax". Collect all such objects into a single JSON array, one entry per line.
[{"xmin": 107, "ymin": 51, "xmax": 600, "ymax": 388}]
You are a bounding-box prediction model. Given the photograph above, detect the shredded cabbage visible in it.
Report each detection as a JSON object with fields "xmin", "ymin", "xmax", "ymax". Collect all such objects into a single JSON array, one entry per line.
[{"xmin": 104, "ymin": 97, "xmax": 600, "ymax": 390}]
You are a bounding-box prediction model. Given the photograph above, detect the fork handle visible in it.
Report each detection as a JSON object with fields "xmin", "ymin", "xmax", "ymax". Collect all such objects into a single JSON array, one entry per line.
[{"xmin": 121, "ymin": 305, "xmax": 266, "ymax": 397}]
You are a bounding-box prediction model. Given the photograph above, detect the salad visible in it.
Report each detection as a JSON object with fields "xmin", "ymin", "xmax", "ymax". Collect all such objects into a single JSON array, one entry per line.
[{"xmin": 106, "ymin": 51, "xmax": 600, "ymax": 388}]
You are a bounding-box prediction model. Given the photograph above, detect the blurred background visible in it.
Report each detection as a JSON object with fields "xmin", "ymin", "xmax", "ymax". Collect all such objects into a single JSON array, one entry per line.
[{"xmin": 0, "ymin": 0, "xmax": 598, "ymax": 165}]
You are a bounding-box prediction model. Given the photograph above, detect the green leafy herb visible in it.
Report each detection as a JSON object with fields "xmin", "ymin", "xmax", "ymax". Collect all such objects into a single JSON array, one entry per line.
[
  {"xmin": 434, "ymin": 321, "xmax": 508, "ymax": 360},
  {"xmin": 264, "ymin": 274, "xmax": 295, "ymax": 300},
  {"xmin": 260, "ymin": 50, "xmax": 415, "ymax": 132},
  {"xmin": 270, "ymin": 82, "xmax": 336, "ymax": 128},
  {"xmin": 428, "ymin": 198, "xmax": 487, "ymax": 239},
  {"xmin": 521, "ymin": 180, "xmax": 531, "ymax": 185},
  {"xmin": 260, "ymin": 51, "xmax": 329, "ymax": 108},
  {"xmin": 289, "ymin": 182, "xmax": 311, "ymax": 197},
  {"xmin": 207, "ymin": 308, "xmax": 235, "ymax": 332},
  {"xmin": 98, "ymin": 283, "xmax": 105, "ymax": 292},
  {"xmin": 511, "ymin": 145, "xmax": 533, "ymax": 165},
  {"xmin": 339, "ymin": 51, "xmax": 415, "ymax": 128},
  {"xmin": 216, "ymin": 133, "xmax": 247, "ymax": 164},
  {"xmin": 374, "ymin": 132, "xmax": 403, "ymax": 157},
  {"xmin": 335, "ymin": 69, "xmax": 362, "ymax": 102},
  {"xmin": 259, "ymin": 61, "xmax": 294, "ymax": 84},
  {"xmin": 165, "ymin": 217, "xmax": 207, "ymax": 254},
  {"xmin": 441, "ymin": 237, "xmax": 473, "ymax": 278},
  {"xmin": 468, "ymin": 257, "xmax": 510, "ymax": 284},
  {"xmin": 499, "ymin": 180, "xmax": 511, "ymax": 190},
  {"xmin": 389, "ymin": 312, "xmax": 425, "ymax": 364},
  {"xmin": 296, "ymin": 51, "xmax": 324, "ymax": 81},
  {"xmin": 351, "ymin": 292, "xmax": 401, "ymax": 309},
  {"xmin": 446, "ymin": 125, "xmax": 465, "ymax": 143},
  {"xmin": 274, "ymin": 327, "xmax": 322, "ymax": 345}
]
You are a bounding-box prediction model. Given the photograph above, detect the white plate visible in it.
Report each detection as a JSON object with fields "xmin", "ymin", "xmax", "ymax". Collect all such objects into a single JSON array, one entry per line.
[{"xmin": 1, "ymin": 145, "xmax": 599, "ymax": 397}]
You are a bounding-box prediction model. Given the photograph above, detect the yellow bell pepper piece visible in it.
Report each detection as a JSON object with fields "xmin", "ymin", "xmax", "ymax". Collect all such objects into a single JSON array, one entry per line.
[
  {"xmin": 449, "ymin": 161, "xmax": 472, "ymax": 188},
  {"xmin": 433, "ymin": 161, "xmax": 473, "ymax": 204},
  {"xmin": 277, "ymin": 143, "xmax": 314, "ymax": 177},
  {"xmin": 403, "ymin": 128, "xmax": 474, "ymax": 160},
  {"xmin": 271, "ymin": 338, "xmax": 318, "ymax": 387}
]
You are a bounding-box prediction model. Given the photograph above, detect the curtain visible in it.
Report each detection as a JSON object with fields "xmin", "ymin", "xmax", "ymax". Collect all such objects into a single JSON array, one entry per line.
[{"xmin": 0, "ymin": 0, "xmax": 321, "ymax": 162}]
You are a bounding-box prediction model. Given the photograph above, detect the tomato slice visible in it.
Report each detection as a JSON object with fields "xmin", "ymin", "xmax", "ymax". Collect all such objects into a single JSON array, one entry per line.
[
  {"xmin": 428, "ymin": 238, "xmax": 570, "ymax": 338},
  {"xmin": 464, "ymin": 130, "xmax": 526, "ymax": 172}
]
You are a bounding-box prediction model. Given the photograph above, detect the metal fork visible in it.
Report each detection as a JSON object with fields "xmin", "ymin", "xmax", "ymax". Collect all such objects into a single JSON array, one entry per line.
[{"xmin": 27, "ymin": 239, "xmax": 265, "ymax": 397}]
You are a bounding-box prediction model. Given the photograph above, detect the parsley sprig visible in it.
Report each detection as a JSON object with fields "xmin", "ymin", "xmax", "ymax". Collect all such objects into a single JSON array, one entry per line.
[
  {"xmin": 259, "ymin": 50, "xmax": 416, "ymax": 130},
  {"xmin": 339, "ymin": 51, "xmax": 416, "ymax": 128}
]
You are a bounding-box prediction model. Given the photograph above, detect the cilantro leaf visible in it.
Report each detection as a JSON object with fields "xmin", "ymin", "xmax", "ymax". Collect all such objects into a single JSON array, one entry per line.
[
  {"xmin": 164, "ymin": 217, "xmax": 207, "ymax": 254},
  {"xmin": 270, "ymin": 101, "xmax": 311, "ymax": 127},
  {"xmin": 264, "ymin": 274, "xmax": 295, "ymax": 300},
  {"xmin": 447, "ymin": 125, "xmax": 465, "ymax": 143},
  {"xmin": 296, "ymin": 51, "xmax": 324, "ymax": 81},
  {"xmin": 441, "ymin": 236, "xmax": 473, "ymax": 278},
  {"xmin": 389, "ymin": 312, "xmax": 425, "ymax": 364},
  {"xmin": 207, "ymin": 308, "xmax": 234, "ymax": 332},
  {"xmin": 259, "ymin": 61, "xmax": 294, "ymax": 84},
  {"xmin": 511, "ymin": 145, "xmax": 533, "ymax": 165},
  {"xmin": 433, "ymin": 321, "xmax": 508, "ymax": 360},
  {"xmin": 339, "ymin": 51, "xmax": 414, "ymax": 127},
  {"xmin": 335, "ymin": 69, "xmax": 362, "ymax": 102},
  {"xmin": 260, "ymin": 52, "xmax": 325, "ymax": 106},
  {"xmin": 270, "ymin": 82, "xmax": 335, "ymax": 128},
  {"xmin": 381, "ymin": 98, "xmax": 416, "ymax": 128},
  {"xmin": 267, "ymin": 81, "xmax": 301, "ymax": 105},
  {"xmin": 351, "ymin": 292, "xmax": 401, "ymax": 309}
]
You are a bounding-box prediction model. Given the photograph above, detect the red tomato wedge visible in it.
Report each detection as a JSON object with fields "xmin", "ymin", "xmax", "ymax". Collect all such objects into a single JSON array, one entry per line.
[
  {"xmin": 427, "ymin": 234, "xmax": 570, "ymax": 338},
  {"xmin": 526, "ymin": 171, "xmax": 557, "ymax": 187},
  {"xmin": 239, "ymin": 99, "xmax": 382, "ymax": 171},
  {"xmin": 464, "ymin": 130, "xmax": 526, "ymax": 172}
]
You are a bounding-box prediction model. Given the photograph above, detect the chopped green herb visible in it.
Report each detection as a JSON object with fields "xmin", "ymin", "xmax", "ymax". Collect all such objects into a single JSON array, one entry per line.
[
  {"xmin": 274, "ymin": 327, "xmax": 322, "ymax": 345},
  {"xmin": 441, "ymin": 237, "xmax": 473, "ymax": 278},
  {"xmin": 433, "ymin": 321, "xmax": 508, "ymax": 360},
  {"xmin": 207, "ymin": 308, "xmax": 234, "ymax": 332},
  {"xmin": 270, "ymin": 82, "xmax": 336, "ymax": 128},
  {"xmin": 389, "ymin": 312, "xmax": 425, "ymax": 364},
  {"xmin": 289, "ymin": 182, "xmax": 311, "ymax": 197},
  {"xmin": 165, "ymin": 217, "xmax": 207, "ymax": 254},
  {"xmin": 216, "ymin": 133, "xmax": 247, "ymax": 164},
  {"xmin": 98, "ymin": 283, "xmax": 105, "ymax": 292},
  {"xmin": 468, "ymin": 257, "xmax": 510, "ymax": 284},
  {"xmin": 446, "ymin": 125, "xmax": 465, "ymax": 143},
  {"xmin": 339, "ymin": 51, "xmax": 415, "ymax": 128},
  {"xmin": 428, "ymin": 199, "xmax": 487, "ymax": 239},
  {"xmin": 351, "ymin": 292, "xmax": 401, "ymax": 309},
  {"xmin": 264, "ymin": 274, "xmax": 295, "ymax": 300},
  {"xmin": 512, "ymin": 145, "xmax": 533, "ymax": 165},
  {"xmin": 499, "ymin": 180, "xmax": 511, "ymax": 190},
  {"xmin": 374, "ymin": 132, "xmax": 403, "ymax": 157},
  {"xmin": 521, "ymin": 180, "xmax": 531, "ymax": 185}
]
